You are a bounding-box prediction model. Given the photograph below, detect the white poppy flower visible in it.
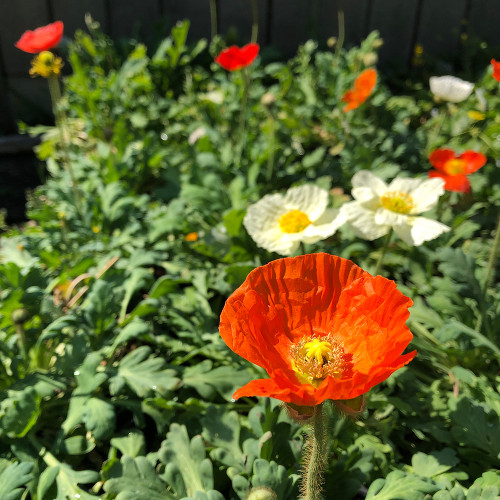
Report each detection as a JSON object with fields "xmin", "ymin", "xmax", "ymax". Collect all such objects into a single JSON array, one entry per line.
[
  {"xmin": 243, "ymin": 185, "xmax": 346, "ymax": 255},
  {"xmin": 341, "ymin": 171, "xmax": 450, "ymax": 246},
  {"xmin": 429, "ymin": 75, "xmax": 474, "ymax": 103}
]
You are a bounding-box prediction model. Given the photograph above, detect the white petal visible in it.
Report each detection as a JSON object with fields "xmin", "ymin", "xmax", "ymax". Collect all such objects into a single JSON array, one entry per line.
[
  {"xmin": 284, "ymin": 185, "xmax": 328, "ymax": 221},
  {"xmin": 301, "ymin": 208, "xmax": 347, "ymax": 242},
  {"xmin": 410, "ymin": 178, "xmax": 445, "ymax": 213},
  {"xmin": 387, "ymin": 176, "xmax": 423, "ymax": 194},
  {"xmin": 342, "ymin": 201, "xmax": 390, "ymax": 240},
  {"xmin": 351, "ymin": 170, "xmax": 387, "ymax": 196},
  {"xmin": 351, "ymin": 187, "xmax": 379, "ymax": 204},
  {"xmin": 429, "ymin": 75, "xmax": 474, "ymax": 103},
  {"xmin": 393, "ymin": 217, "xmax": 450, "ymax": 246},
  {"xmin": 374, "ymin": 208, "xmax": 408, "ymax": 226}
]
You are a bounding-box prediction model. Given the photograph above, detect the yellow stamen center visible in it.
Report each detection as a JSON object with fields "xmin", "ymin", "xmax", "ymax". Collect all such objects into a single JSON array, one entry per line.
[
  {"xmin": 290, "ymin": 335, "xmax": 349, "ymax": 387},
  {"xmin": 380, "ymin": 191, "xmax": 415, "ymax": 214},
  {"xmin": 444, "ymin": 158, "xmax": 466, "ymax": 175},
  {"xmin": 29, "ymin": 51, "xmax": 63, "ymax": 78},
  {"xmin": 279, "ymin": 210, "xmax": 311, "ymax": 233}
]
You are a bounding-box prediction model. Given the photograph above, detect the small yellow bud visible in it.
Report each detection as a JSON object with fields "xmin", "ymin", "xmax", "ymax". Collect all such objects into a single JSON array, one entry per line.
[{"xmin": 29, "ymin": 51, "xmax": 63, "ymax": 78}]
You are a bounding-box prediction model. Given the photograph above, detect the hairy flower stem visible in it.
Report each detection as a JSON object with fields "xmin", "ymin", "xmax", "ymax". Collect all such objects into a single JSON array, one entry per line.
[
  {"xmin": 209, "ymin": 0, "xmax": 218, "ymax": 40},
  {"xmin": 374, "ymin": 228, "xmax": 393, "ymax": 276},
  {"xmin": 250, "ymin": 0, "xmax": 259, "ymax": 43},
  {"xmin": 301, "ymin": 403, "xmax": 327, "ymax": 500},
  {"xmin": 235, "ymin": 69, "xmax": 251, "ymax": 169},
  {"xmin": 47, "ymin": 76, "xmax": 83, "ymax": 217}
]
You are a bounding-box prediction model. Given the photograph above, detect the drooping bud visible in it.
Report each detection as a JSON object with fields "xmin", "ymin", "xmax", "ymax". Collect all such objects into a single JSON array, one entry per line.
[{"xmin": 12, "ymin": 308, "xmax": 30, "ymax": 325}]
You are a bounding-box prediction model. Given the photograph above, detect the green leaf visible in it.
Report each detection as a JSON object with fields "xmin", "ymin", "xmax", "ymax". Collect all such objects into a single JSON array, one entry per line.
[
  {"xmin": 119, "ymin": 268, "xmax": 154, "ymax": 323},
  {"xmin": 0, "ymin": 462, "xmax": 33, "ymax": 500},
  {"xmin": 159, "ymin": 423, "xmax": 216, "ymax": 497},
  {"xmin": 82, "ymin": 397, "xmax": 116, "ymax": 440},
  {"xmin": 0, "ymin": 387, "xmax": 41, "ymax": 438},
  {"xmin": 111, "ymin": 431, "xmax": 146, "ymax": 458},
  {"xmin": 411, "ymin": 448, "xmax": 459, "ymax": 478},
  {"xmin": 103, "ymin": 455, "xmax": 173, "ymax": 500},
  {"xmin": 366, "ymin": 470, "xmax": 439, "ymax": 499},
  {"xmin": 111, "ymin": 319, "xmax": 152, "ymax": 354},
  {"xmin": 183, "ymin": 360, "xmax": 253, "ymax": 401},
  {"xmin": 110, "ymin": 346, "xmax": 180, "ymax": 397},
  {"xmin": 37, "ymin": 466, "xmax": 59, "ymax": 500}
]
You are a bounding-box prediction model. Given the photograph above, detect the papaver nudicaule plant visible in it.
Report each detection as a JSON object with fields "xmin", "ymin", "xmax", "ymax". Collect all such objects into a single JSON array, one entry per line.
[
  {"xmin": 341, "ymin": 171, "xmax": 450, "ymax": 246},
  {"xmin": 219, "ymin": 253, "xmax": 416, "ymax": 499}
]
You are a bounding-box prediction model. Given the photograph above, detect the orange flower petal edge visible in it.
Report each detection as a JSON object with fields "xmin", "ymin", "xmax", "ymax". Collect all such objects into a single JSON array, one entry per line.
[
  {"xmin": 342, "ymin": 68, "xmax": 377, "ymax": 112},
  {"xmin": 215, "ymin": 42, "xmax": 260, "ymax": 71},
  {"xmin": 491, "ymin": 59, "xmax": 500, "ymax": 82},
  {"xmin": 219, "ymin": 253, "xmax": 416, "ymax": 407},
  {"xmin": 15, "ymin": 21, "xmax": 64, "ymax": 54},
  {"xmin": 428, "ymin": 148, "xmax": 486, "ymax": 192}
]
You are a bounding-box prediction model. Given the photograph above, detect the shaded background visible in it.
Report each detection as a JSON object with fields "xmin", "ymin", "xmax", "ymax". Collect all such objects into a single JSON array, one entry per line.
[{"xmin": 0, "ymin": 0, "xmax": 499, "ymax": 222}]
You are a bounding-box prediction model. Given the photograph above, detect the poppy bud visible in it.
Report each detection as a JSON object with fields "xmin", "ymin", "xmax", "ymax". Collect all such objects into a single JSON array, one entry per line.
[
  {"xmin": 12, "ymin": 308, "xmax": 30, "ymax": 324},
  {"xmin": 247, "ymin": 486, "xmax": 277, "ymax": 500}
]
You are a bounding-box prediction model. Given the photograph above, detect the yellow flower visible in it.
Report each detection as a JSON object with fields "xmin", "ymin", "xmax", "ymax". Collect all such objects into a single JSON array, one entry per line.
[
  {"xmin": 467, "ymin": 110, "xmax": 485, "ymax": 121},
  {"xmin": 92, "ymin": 226, "xmax": 100, "ymax": 234},
  {"xmin": 29, "ymin": 51, "xmax": 63, "ymax": 78}
]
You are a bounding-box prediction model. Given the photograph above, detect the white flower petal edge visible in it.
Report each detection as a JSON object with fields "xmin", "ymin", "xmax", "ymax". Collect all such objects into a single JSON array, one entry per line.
[
  {"xmin": 429, "ymin": 75, "xmax": 474, "ymax": 103},
  {"xmin": 301, "ymin": 208, "xmax": 347, "ymax": 243},
  {"xmin": 341, "ymin": 201, "xmax": 390, "ymax": 240},
  {"xmin": 393, "ymin": 217, "xmax": 450, "ymax": 246},
  {"xmin": 352, "ymin": 170, "xmax": 388, "ymax": 197},
  {"xmin": 284, "ymin": 184, "xmax": 328, "ymax": 221},
  {"xmin": 409, "ymin": 177, "xmax": 445, "ymax": 213}
]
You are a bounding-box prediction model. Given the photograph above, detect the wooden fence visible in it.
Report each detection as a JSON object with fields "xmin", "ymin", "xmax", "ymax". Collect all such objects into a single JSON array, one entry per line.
[{"xmin": 0, "ymin": 0, "xmax": 499, "ymax": 133}]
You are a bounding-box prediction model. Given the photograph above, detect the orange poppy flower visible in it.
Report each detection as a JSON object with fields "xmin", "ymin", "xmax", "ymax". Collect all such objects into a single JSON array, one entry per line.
[
  {"xmin": 491, "ymin": 59, "xmax": 500, "ymax": 82},
  {"xmin": 15, "ymin": 21, "xmax": 64, "ymax": 54},
  {"xmin": 219, "ymin": 253, "xmax": 416, "ymax": 407},
  {"xmin": 341, "ymin": 68, "xmax": 377, "ymax": 112},
  {"xmin": 215, "ymin": 43, "xmax": 259, "ymax": 71},
  {"xmin": 428, "ymin": 148, "xmax": 487, "ymax": 193}
]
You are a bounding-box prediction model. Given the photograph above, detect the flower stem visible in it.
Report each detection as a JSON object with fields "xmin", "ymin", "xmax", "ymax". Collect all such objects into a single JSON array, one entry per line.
[
  {"xmin": 266, "ymin": 112, "xmax": 275, "ymax": 182},
  {"xmin": 483, "ymin": 214, "xmax": 500, "ymax": 296},
  {"xmin": 209, "ymin": 0, "xmax": 218, "ymax": 40},
  {"xmin": 301, "ymin": 403, "xmax": 327, "ymax": 500},
  {"xmin": 250, "ymin": 0, "xmax": 259, "ymax": 43},
  {"xmin": 47, "ymin": 76, "xmax": 83, "ymax": 217},
  {"xmin": 373, "ymin": 228, "xmax": 393, "ymax": 276},
  {"xmin": 235, "ymin": 69, "xmax": 251, "ymax": 169},
  {"xmin": 335, "ymin": 9, "xmax": 345, "ymax": 56}
]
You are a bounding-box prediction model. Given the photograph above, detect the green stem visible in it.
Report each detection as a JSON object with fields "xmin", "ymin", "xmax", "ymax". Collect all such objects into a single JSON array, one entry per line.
[
  {"xmin": 209, "ymin": 0, "xmax": 218, "ymax": 40},
  {"xmin": 47, "ymin": 76, "xmax": 83, "ymax": 216},
  {"xmin": 335, "ymin": 9, "xmax": 345, "ymax": 56},
  {"xmin": 373, "ymin": 228, "xmax": 393, "ymax": 276},
  {"xmin": 266, "ymin": 112, "xmax": 275, "ymax": 182},
  {"xmin": 250, "ymin": 0, "xmax": 259, "ymax": 43},
  {"xmin": 301, "ymin": 404, "xmax": 327, "ymax": 500},
  {"xmin": 15, "ymin": 324, "xmax": 27, "ymax": 360},
  {"xmin": 483, "ymin": 214, "xmax": 500, "ymax": 295},
  {"xmin": 235, "ymin": 69, "xmax": 251, "ymax": 169}
]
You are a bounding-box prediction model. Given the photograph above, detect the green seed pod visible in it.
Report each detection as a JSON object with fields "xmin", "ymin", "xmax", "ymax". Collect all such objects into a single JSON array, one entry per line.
[
  {"xmin": 11, "ymin": 308, "xmax": 30, "ymax": 325},
  {"xmin": 247, "ymin": 486, "xmax": 277, "ymax": 500}
]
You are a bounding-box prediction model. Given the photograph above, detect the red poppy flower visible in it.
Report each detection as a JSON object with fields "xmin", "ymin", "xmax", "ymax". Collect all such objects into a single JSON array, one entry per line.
[
  {"xmin": 428, "ymin": 148, "xmax": 487, "ymax": 193},
  {"xmin": 215, "ymin": 42, "xmax": 259, "ymax": 71},
  {"xmin": 341, "ymin": 68, "xmax": 377, "ymax": 112},
  {"xmin": 491, "ymin": 59, "xmax": 500, "ymax": 82},
  {"xmin": 15, "ymin": 21, "xmax": 64, "ymax": 54},
  {"xmin": 219, "ymin": 253, "xmax": 416, "ymax": 407}
]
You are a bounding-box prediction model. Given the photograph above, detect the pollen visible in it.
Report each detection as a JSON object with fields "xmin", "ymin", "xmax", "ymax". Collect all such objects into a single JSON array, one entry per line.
[
  {"xmin": 279, "ymin": 210, "xmax": 311, "ymax": 233},
  {"xmin": 380, "ymin": 191, "xmax": 415, "ymax": 214},
  {"xmin": 29, "ymin": 50, "xmax": 63, "ymax": 78},
  {"xmin": 444, "ymin": 158, "xmax": 466, "ymax": 175},
  {"xmin": 290, "ymin": 335, "xmax": 349, "ymax": 387}
]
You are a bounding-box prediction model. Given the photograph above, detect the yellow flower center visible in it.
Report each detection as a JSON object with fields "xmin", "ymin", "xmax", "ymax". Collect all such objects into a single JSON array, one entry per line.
[
  {"xmin": 29, "ymin": 51, "xmax": 63, "ymax": 78},
  {"xmin": 444, "ymin": 158, "xmax": 466, "ymax": 175},
  {"xmin": 380, "ymin": 191, "xmax": 415, "ymax": 214},
  {"xmin": 279, "ymin": 210, "xmax": 311, "ymax": 233},
  {"xmin": 467, "ymin": 110, "xmax": 485, "ymax": 121},
  {"xmin": 290, "ymin": 335, "xmax": 349, "ymax": 387}
]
